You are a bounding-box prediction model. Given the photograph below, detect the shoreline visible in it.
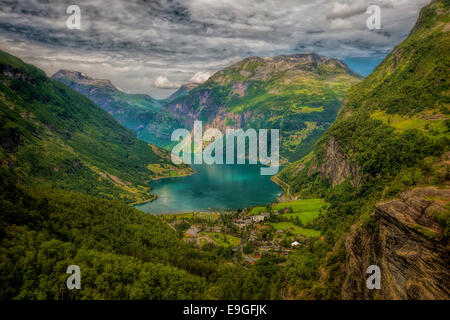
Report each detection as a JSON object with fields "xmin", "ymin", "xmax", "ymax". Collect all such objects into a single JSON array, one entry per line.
[
  {"xmin": 149, "ymin": 169, "xmax": 195, "ymax": 181},
  {"xmin": 130, "ymin": 197, "xmax": 156, "ymax": 207},
  {"xmin": 131, "ymin": 166, "xmax": 197, "ymax": 207}
]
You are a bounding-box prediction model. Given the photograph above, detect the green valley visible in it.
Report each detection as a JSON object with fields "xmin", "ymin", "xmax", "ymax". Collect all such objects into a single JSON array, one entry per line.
[
  {"xmin": 0, "ymin": 50, "xmax": 275, "ymax": 300},
  {"xmin": 0, "ymin": 50, "xmax": 192, "ymax": 204}
]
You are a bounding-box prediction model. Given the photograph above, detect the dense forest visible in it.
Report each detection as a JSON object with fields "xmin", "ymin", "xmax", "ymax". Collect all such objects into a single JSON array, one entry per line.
[
  {"xmin": 0, "ymin": 167, "xmax": 282, "ymax": 299},
  {"xmin": 0, "ymin": 50, "xmax": 191, "ymax": 204}
]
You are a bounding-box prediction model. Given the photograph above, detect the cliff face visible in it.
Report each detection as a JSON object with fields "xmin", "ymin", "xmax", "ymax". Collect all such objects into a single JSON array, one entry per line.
[
  {"xmin": 308, "ymin": 136, "xmax": 361, "ymax": 187},
  {"xmin": 343, "ymin": 187, "xmax": 449, "ymax": 300}
]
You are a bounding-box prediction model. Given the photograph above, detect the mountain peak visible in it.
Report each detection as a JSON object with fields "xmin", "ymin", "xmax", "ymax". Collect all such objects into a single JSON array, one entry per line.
[
  {"xmin": 264, "ymin": 53, "xmax": 323, "ymax": 62},
  {"xmin": 53, "ymin": 69, "xmax": 92, "ymax": 81},
  {"xmin": 52, "ymin": 69, "xmax": 117, "ymax": 90},
  {"xmin": 209, "ymin": 52, "xmax": 359, "ymax": 84}
]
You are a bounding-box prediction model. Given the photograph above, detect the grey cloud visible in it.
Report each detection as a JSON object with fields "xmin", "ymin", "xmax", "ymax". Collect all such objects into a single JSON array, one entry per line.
[
  {"xmin": 326, "ymin": 2, "xmax": 368, "ymax": 20},
  {"xmin": 0, "ymin": 0, "xmax": 431, "ymax": 98},
  {"xmin": 326, "ymin": 1, "xmax": 395, "ymax": 20}
]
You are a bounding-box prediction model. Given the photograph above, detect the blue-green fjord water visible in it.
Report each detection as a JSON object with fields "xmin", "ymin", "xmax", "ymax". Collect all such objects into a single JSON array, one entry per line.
[{"xmin": 135, "ymin": 163, "xmax": 282, "ymax": 214}]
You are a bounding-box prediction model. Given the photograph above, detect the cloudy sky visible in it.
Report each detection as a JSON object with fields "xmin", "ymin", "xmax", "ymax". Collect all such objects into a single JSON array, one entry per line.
[{"xmin": 0, "ymin": 0, "xmax": 429, "ymax": 98}]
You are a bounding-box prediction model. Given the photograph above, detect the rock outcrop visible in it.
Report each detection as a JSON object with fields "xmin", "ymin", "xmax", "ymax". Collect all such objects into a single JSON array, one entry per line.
[
  {"xmin": 343, "ymin": 187, "xmax": 450, "ymax": 300},
  {"xmin": 308, "ymin": 136, "xmax": 361, "ymax": 187}
]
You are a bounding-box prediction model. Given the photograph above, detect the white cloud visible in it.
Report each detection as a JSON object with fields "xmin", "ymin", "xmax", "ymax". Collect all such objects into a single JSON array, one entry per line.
[
  {"xmin": 329, "ymin": 18, "xmax": 353, "ymax": 30},
  {"xmin": 154, "ymin": 76, "xmax": 180, "ymax": 89},
  {"xmin": 327, "ymin": 1, "xmax": 367, "ymax": 20},
  {"xmin": 189, "ymin": 71, "xmax": 214, "ymax": 84}
]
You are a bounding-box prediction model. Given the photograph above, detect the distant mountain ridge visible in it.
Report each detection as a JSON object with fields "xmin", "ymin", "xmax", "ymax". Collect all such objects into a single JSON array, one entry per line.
[
  {"xmin": 53, "ymin": 54, "xmax": 361, "ymax": 161},
  {"xmin": 52, "ymin": 70, "xmax": 183, "ymax": 147},
  {"xmin": 163, "ymin": 82, "xmax": 200, "ymax": 102}
]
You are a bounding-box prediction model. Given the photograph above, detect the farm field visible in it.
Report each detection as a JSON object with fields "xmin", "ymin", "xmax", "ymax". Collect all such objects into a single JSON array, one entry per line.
[
  {"xmin": 201, "ymin": 232, "xmax": 241, "ymax": 247},
  {"xmin": 164, "ymin": 212, "xmax": 220, "ymax": 221},
  {"xmin": 277, "ymin": 199, "xmax": 327, "ymax": 223},
  {"xmin": 270, "ymin": 222, "xmax": 321, "ymax": 238},
  {"xmin": 251, "ymin": 199, "xmax": 327, "ymax": 223}
]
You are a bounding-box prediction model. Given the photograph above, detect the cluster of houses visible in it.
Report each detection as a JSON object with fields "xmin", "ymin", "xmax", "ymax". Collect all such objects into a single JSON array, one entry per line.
[
  {"xmin": 232, "ymin": 212, "xmax": 271, "ymax": 228},
  {"xmin": 180, "ymin": 207, "xmax": 304, "ymax": 265},
  {"xmin": 184, "ymin": 225, "xmax": 199, "ymax": 238}
]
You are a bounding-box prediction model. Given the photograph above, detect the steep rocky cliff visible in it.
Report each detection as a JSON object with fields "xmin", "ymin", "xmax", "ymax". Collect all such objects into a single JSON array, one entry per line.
[
  {"xmin": 343, "ymin": 186, "xmax": 449, "ymax": 299},
  {"xmin": 308, "ymin": 136, "xmax": 361, "ymax": 187}
]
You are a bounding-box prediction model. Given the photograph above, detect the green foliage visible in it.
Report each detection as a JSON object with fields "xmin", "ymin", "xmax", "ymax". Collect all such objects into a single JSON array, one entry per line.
[
  {"xmin": 202, "ymin": 232, "xmax": 241, "ymax": 247},
  {"xmin": 0, "ymin": 170, "xmax": 210, "ymax": 299},
  {"xmin": 0, "ymin": 50, "xmax": 283, "ymax": 300},
  {"xmin": 0, "ymin": 168, "xmax": 282, "ymax": 299},
  {"xmin": 342, "ymin": 1, "xmax": 450, "ymax": 115},
  {"xmin": 413, "ymin": 224, "xmax": 442, "ymax": 241},
  {"xmin": 270, "ymin": 222, "xmax": 320, "ymax": 237},
  {"xmin": 52, "ymin": 70, "xmax": 185, "ymax": 148},
  {"xmin": 431, "ymin": 206, "xmax": 450, "ymax": 241}
]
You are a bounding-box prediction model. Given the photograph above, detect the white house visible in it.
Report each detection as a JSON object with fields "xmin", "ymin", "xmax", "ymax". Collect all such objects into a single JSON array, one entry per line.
[
  {"xmin": 291, "ymin": 241, "xmax": 301, "ymax": 247},
  {"xmin": 252, "ymin": 212, "xmax": 270, "ymax": 223}
]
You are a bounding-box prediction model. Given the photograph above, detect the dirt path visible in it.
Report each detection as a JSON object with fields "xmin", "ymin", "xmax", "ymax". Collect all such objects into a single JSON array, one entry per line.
[{"xmin": 271, "ymin": 175, "xmax": 293, "ymax": 200}]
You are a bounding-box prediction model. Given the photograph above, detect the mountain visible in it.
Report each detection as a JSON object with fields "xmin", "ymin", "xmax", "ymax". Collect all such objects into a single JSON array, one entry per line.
[
  {"xmin": 162, "ymin": 53, "xmax": 362, "ymax": 161},
  {"xmin": 276, "ymin": 0, "xmax": 449, "ymax": 299},
  {"xmin": 54, "ymin": 55, "xmax": 361, "ymax": 161},
  {"xmin": 52, "ymin": 69, "xmax": 162, "ymax": 117},
  {"xmin": 163, "ymin": 82, "xmax": 200, "ymax": 103},
  {"xmin": 52, "ymin": 70, "xmax": 183, "ymax": 147},
  {"xmin": 0, "ymin": 50, "xmax": 192, "ymax": 204},
  {"xmin": 0, "ymin": 50, "xmax": 249, "ymax": 300}
]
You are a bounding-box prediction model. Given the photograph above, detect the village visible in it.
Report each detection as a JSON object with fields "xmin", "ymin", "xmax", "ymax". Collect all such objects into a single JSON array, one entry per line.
[{"xmin": 161, "ymin": 199, "xmax": 326, "ymax": 265}]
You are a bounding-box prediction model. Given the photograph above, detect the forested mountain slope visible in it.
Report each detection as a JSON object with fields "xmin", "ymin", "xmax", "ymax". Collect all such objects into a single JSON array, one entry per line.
[
  {"xmin": 53, "ymin": 55, "xmax": 361, "ymax": 160},
  {"xmin": 0, "ymin": 50, "xmax": 190, "ymax": 204},
  {"xmin": 277, "ymin": 0, "xmax": 449, "ymax": 299}
]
